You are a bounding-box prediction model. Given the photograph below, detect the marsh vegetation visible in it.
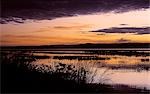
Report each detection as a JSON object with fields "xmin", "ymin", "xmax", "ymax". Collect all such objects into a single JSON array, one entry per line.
[{"xmin": 1, "ymin": 47, "xmax": 150, "ymax": 93}]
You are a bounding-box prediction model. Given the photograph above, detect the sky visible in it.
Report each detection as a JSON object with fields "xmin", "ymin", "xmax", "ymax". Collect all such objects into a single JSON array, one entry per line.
[{"xmin": 0, "ymin": 0, "xmax": 150, "ymax": 46}]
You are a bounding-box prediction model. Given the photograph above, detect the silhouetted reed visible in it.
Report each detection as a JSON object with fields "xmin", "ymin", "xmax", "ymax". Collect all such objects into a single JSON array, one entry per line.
[
  {"xmin": 1, "ymin": 51, "xmax": 149, "ymax": 93},
  {"xmin": 1, "ymin": 52, "xmax": 90, "ymax": 92}
]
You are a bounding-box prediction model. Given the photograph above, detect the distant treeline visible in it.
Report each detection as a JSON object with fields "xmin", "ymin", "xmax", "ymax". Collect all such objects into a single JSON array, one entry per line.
[{"xmin": 1, "ymin": 43, "xmax": 150, "ymax": 49}]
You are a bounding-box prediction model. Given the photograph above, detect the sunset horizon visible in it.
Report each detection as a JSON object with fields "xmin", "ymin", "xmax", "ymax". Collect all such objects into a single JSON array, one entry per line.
[
  {"xmin": 1, "ymin": 4, "xmax": 150, "ymax": 46},
  {"xmin": 1, "ymin": 0, "xmax": 150, "ymax": 93}
]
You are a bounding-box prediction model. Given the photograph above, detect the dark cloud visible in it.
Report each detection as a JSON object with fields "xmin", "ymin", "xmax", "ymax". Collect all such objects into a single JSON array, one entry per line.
[
  {"xmin": 120, "ymin": 24, "xmax": 128, "ymax": 26},
  {"xmin": 91, "ymin": 27, "xmax": 150, "ymax": 34},
  {"xmin": 117, "ymin": 38, "xmax": 131, "ymax": 43},
  {"xmin": 1, "ymin": 0, "xmax": 149, "ymax": 23}
]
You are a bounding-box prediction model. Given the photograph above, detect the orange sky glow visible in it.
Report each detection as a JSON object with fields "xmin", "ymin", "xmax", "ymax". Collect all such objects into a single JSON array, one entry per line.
[{"xmin": 1, "ymin": 9, "xmax": 150, "ymax": 46}]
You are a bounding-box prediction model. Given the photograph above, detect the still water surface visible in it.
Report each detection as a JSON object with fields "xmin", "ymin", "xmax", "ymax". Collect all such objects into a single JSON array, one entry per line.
[{"xmin": 31, "ymin": 49, "xmax": 150, "ymax": 89}]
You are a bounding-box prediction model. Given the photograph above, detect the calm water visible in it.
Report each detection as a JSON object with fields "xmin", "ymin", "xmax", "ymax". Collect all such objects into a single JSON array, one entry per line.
[{"xmin": 30, "ymin": 48, "xmax": 150, "ymax": 89}]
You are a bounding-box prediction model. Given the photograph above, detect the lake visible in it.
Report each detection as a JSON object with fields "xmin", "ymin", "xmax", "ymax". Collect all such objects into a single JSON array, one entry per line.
[{"xmin": 25, "ymin": 48, "xmax": 150, "ymax": 90}]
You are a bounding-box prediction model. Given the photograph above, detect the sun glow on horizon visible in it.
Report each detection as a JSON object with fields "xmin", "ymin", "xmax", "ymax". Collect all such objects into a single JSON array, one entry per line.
[{"xmin": 1, "ymin": 9, "xmax": 150, "ymax": 46}]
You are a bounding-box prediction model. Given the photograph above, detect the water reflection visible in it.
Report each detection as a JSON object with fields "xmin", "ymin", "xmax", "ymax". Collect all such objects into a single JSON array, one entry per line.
[{"xmin": 31, "ymin": 49, "xmax": 150, "ymax": 89}]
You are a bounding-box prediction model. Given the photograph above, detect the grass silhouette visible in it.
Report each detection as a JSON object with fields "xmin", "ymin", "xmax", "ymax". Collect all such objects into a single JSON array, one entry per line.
[{"xmin": 1, "ymin": 51, "xmax": 149, "ymax": 93}]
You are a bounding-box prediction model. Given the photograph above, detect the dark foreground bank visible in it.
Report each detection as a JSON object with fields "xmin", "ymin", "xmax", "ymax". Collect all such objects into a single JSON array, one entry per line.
[{"xmin": 1, "ymin": 51, "xmax": 149, "ymax": 93}]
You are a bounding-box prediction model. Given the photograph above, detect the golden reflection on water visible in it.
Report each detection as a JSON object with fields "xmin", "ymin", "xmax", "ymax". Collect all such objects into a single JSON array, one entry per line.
[
  {"xmin": 33, "ymin": 52, "xmax": 150, "ymax": 66},
  {"xmin": 32, "ymin": 52, "xmax": 150, "ymax": 89}
]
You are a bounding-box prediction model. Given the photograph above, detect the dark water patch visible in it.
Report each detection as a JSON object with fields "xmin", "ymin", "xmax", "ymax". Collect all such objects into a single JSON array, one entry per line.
[
  {"xmin": 1, "ymin": 43, "xmax": 150, "ymax": 49},
  {"xmin": 102, "ymin": 64, "xmax": 150, "ymax": 71},
  {"xmin": 141, "ymin": 58, "xmax": 150, "ymax": 62},
  {"xmin": 85, "ymin": 50, "xmax": 150, "ymax": 56},
  {"xmin": 26, "ymin": 50, "xmax": 150, "ymax": 57},
  {"xmin": 32, "ymin": 51, "xmax": 85, "ymax": 54},
  {"xmin": 31, "ymin": 55, "xmax": 50, "ymax": 59},
  {"xmin": 1, "ymin": 52, "xmax": 36, "ymax": 63},
  {"xmin": 1, "ymin": 51, "xmax": 50, "ymax": 63},
  {"xmin": 53, "ymin": 56, "xmax": 110, "ymax": 60}
]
